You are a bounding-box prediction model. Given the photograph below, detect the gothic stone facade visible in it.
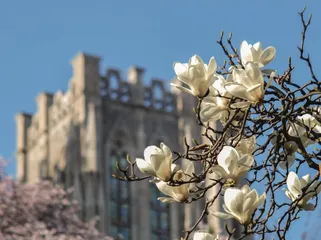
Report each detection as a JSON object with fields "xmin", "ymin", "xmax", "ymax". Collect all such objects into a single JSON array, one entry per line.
[{"xmin": 15, "ymin": 53, "xmax": 235, "ymax": 239}]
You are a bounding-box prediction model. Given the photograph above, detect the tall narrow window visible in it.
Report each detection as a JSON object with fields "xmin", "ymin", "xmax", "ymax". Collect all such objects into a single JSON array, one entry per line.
[
  {"xmin": 150, "ymin": 184, "xmax": 170, "ymax": 239},
  {"xmin": 109, "ymin": 151, "xmax": 131, "ymax": 239},
  {"xmin": 39, "ymin": 159, "xmax": 47, "ymax": 180}
]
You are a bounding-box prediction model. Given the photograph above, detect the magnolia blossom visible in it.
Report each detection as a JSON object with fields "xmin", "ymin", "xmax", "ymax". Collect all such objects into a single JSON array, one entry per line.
[
  {"xmin": 289, "ymin": 114, "xmax": 321, "ymax": 147},
  {"xmin": 172, "ymin": 55, "xmax": 217, "ymax": 97},
  {"xmin": 200, "ymin": 75, "xmax": 233, "ymax": 122},
  {"xmin": 278, "ymin": 141, "xmax": 298, "ymax": 169},
  {"xmin": 193, "ymin": 231, "xmax": 219, "ymax": 240},
  {"xmin": 240, "ymin": 41, "xmax": 276, "ymax": 67},
  {"xmin": 155, "ymin": 162, "xmax": 195, "ymax": 203},
  {"xmin": 224, "ymin": 62, "xmax": 274, "ymax": 107},
  {"xmin": 212, "ymin": 146, "xmax": 254, "ymax": 186},
  {"xmin": 289, "ymin": 113, "xmax": 321, "ymax": 146},
  {"xmin": 235, "ymin": 135, "xmax": 256, "ymax": 156},
  {"xmin": 136, "ymin": 143, "xmax": 178, "ymax": 182},
  {"xmin": 270, "ymin": 131, "xmax": 299, "ymax": 169},
  {"xmin": 211, "ymin": 185, "xmax": 266, "ymax": 225},
  {"xmin": 284, "ymin": 172, "xmax": 321, "ymax": 210}
]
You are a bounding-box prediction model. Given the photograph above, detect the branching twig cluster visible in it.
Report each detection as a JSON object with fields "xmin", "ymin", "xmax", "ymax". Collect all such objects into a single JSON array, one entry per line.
[{"xmin": 113, "ymin": 7, "xmax": 321, "ymax": 240}]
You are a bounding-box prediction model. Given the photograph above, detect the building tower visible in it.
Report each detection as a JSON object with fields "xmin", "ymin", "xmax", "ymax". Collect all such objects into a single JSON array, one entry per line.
[{"xmin": 15, "ymin": 52, "xmax": 238, "ymax": 239}]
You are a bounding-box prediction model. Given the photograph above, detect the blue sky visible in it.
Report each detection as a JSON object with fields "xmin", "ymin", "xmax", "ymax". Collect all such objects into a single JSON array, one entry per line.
[{"xmin": 0, "ymin": 0, "xmax": 320, "ymax": 238}]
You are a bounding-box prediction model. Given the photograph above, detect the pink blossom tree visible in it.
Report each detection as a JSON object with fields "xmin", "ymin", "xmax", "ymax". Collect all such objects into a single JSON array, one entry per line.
[{"xmin": 0, "ymin": 157, "xmax": 110, "ymax": 240}]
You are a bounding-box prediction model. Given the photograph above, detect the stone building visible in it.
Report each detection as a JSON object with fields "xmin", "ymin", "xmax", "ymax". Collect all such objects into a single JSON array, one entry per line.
[{"xmin": 15, "ymin": 53, "xmax": 237, "ymax": 239}]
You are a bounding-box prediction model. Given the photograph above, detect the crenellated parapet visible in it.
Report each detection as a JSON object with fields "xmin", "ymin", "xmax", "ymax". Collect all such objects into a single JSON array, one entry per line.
[
  {"xmin": 16, "ymin": 52, "xmax": 180, "ymax": 183},
  {"xmin": 100, "ymin": 67, "xmax": 177, "ymax": 113}
]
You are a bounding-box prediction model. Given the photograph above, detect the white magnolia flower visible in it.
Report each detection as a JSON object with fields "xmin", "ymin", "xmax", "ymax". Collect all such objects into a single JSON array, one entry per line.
[
  {"xmin": 136, "ymin": 143, "xmax": 178, "ymax": 182},
  {"xmin": 289, "ymin": 114, "xmax": 321, "ymax": 147},
  {"xmin": 211, "ymin": 185, "xmax": 266, "ymax": 225},
  {"xmin": 224, "ymin": 62, "xmax": 274, "ymax": 107},
  {"xmin": 212, "ymin": 146, "xmax": 254, "ymax": 185},
  {"xmin": 279, "ymin": 141, "xmax": 298, "ymax": 169},
  {"xmin": 155, "ymin": 162, "xmax": 195, "ymax": 203},
  {"xmin": 172, "ymin": 55, "xmax": 217, "ymax": 97},
  {"xmin": 297, "ymin": 114, "xmax": 321, "ymax": 133},
  {"xmin": 270, "ymin": 132, "xmax": 298, "ymax": 169},
  {"xmin": 284, "ymin": 172, "xmax": 321, "ymax": 211},
  {"xmin": 193, "ymin": 231, "xmax": 219, "ymax": 240},
  {"xmin": 200, "ymin": 75, "xmax": 233, "ymax": 123},
  {"xmin": 240, "ymin": 41, "xmax": 276, "ymax": 67},
  {"xmin": 235, "ymin": 136, "xmax": 256, "ymax": 156}
]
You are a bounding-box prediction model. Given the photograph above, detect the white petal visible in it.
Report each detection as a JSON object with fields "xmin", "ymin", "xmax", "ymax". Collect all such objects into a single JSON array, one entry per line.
[
  {"xmin": 171, "ymin": 163, "xmax": 180, "ymax": 173},
  {"xmin": 253, "ymin": 42, "xmax": 262, "ymax": 53},
  {"xmin": 305, "ymin": 182, "xmax": 320, "ymax": 200},
  {"xmin": 284, "ymin": 189, "xmax": 295, "ymax": 201},
  {"xmin": 207, "ymin": 57, "xmax": 217, "ymax": 77},
  {"xmin": 211, "ymin": 165, "xmax": 228, "ymax": 179},
  {"xmin": 233, "ymin": 68, "xmax": 250, "ymax": 88},
  {"xmin": 256, "ymin": 192, "xmax": 266, "ymax": 207},
  {"xmin": 226, "ymin": 73, "xmax": 234, "ymax": 82},
  {"xmin": 210, "ymin": 211, "xmax": 234, "ymax": 220},
  {"xmin": 171, "ymin": 83, "xmax": 195, "ymax": 96},
  {"xmin": 160, "ymin": 142, "xmax": 172, "ymax": 160},
  {"xmin": 241, "ymin": 185, "xmax": 251, "ymax": 194},
  {"xmin": 173, "ymin": 62, "xmax": 189, "ymax": 83},
  {"xmin": 230, "ymin": 101, "xmax": 251, "ymax": 109},
  {"xmin": 224, "ymin": 188, "xmax": 244, "ymax": 217},
  {"xmin": 190, "ymin": 54, "xmax": 205, "ymax": 66},
  {"xmin": 245, "ymin": 188, "xmax": 259, "ymax": 203},
  {"xmin": 213, "ymin": 75, "xmax": 227, "ymax": 94},
  {"xmin": 237, "ymin": 155, "xmax": 254, "ymax": 176},
  {"xmin": 189, "ymin": 65, "xmax": 206, "ymax": 81},
  {"xmin": 250, "ymin": 190, "xmax": 263, "ymax": 210},
  {"xmin": 149, "ymin": 154, "xmax": 171, "ymax": 181},
  {"xmin": 171, "ymin": 183, "xmax": 189, "ymax": 202},
  {"xmin": 155, "ymin": 181, "xmax": 175, "ymax": 198},
  {"xmin": 218, "ymin": 146, "xmax": 239, "ymax": 174},
  {"xmin": 224, "ymin": 82, "xmax": 250, "ymax": 101},
  {"xmin": 240, "ymin": 41, "xmax": 252, "ymax": 63},
  {"xmin": 135, "ymin": 158, "xmax": 156, "ymax": 176},
  {"xmin": 200, "ymin": 105, "xmax": 226, "ymax": 121},
  {"xmin": 193, "ymin": 231, "xmax": 216, "ymax": 240},
  {"xmin": 243, "ymin": 195, "xmax": 255, "ymax": 213},
  {"xmin": 260, "ymin": 47, "xmax": 276, "ymax": 66},
  {"xmin": 300, "ymin": 174, "xmax": 310, "ymax": 188},
  {"xmin": 245, "ymin": 62, "xmax": 264, "ymax": 86},
  {"xmin": 158, "ymin": 197, "xmax": 177, "ymax": 203},
  {"xmin": 287, "ymin": 172, "xmax": 303, "ymax": 197},
  {"xmin": 247, "ymin": 83, "xmax": 262, "ymax": 93},
  {"xmin": 149, "ymin": 178, "xmax": 160, "ymax": 184},
  {"xmin": 144, "ymin": 145, "xmax": 161, "ymax": 164}
]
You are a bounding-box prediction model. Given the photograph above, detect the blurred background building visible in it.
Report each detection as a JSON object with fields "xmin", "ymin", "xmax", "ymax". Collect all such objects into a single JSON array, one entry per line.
[{"xmin": 15, "ymin": 52, "xmax": 236, "ymax": 240}]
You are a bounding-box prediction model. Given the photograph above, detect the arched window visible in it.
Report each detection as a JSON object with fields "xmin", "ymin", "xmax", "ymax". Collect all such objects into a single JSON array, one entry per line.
[
  {"xmin": 150, "ymin": 180, "xmax": 170, "ymax": 239},
  {"xmin": 109, "ymin": 151, "xmax": 131, "ymax": 239}
]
